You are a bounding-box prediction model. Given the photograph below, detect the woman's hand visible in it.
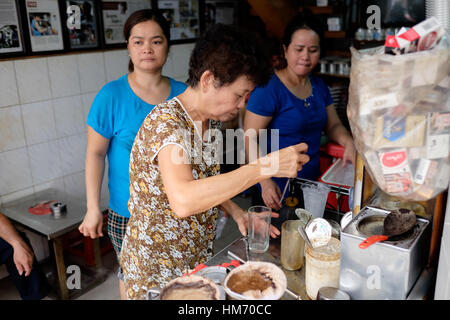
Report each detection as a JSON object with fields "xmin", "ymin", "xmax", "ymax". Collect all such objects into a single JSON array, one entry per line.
[
  {"xmin": 342, "ymin": 140, "xmax": 356, "ymax": 167},
  {"xmin": 78, "ymin": 208, "xmax": 104, "ymax": 239},
  {"xmin": 259, "ymin": 143, "xmax": 309, "ymax": 178},
  {"xmin": 229, "ymin": 207, "xmax": 281, "ymax": 239},
  {"xmin": 259, "ymin": 179, "xmax": 282, "ymax": 211}
]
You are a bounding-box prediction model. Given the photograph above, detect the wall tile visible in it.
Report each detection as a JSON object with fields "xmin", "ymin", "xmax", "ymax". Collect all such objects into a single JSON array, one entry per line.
[
  {"xmin": 0, "ymin": 61, "xmax": 19, "ymax": 108},
  {"xmin": 0, "ymin": 105, "xmax": 26, "ymax": 152},
  {"xmin": 171, "ymin": 43, "xmax": 194, "ymax": 79},
  {"xmin": 81, "ymin": 92, "xmax": 97, "ymax": 127},
  {"xmin": 0, "ymin": 148, "xmax": 32, "ymax": 195},
  {"xmin": 57, "ymin": 134, "xmax": 86, "ymax": 176},
  {"xmin": 48, "ymin": 55, "xmax": 81, "ymax": 98},
  {"xmin": 104, "ymin": 49, "xmax": 129, "ymax": 82},
  {"xmin": 21, "ymin": 100, "xmax": 57, "ymax": 145},
  {"xmin": 0, "ymin": 187, "xmax": 34, "ymax": 206},
  {"xmin": 64, "ymin": 171, "xmax": 86, "ymax": 202},
  {"xmin": 34, "ymin": 177, "xmax": 65, "ymax": 194},
  {"xmin": 28, "ymin": 141, "xmax": 63, "ymax": 184},
  {"xmin": 162, "ymin": 51, "xmax": 175, "ymax": 79},
  {"xmin": 77, "ymin": 52, "xmax": 106, "ymax": 94},
  {"xmin": 53, "ymin": 95, "xmax": 85, "ymax": 138},
  {"xmin": 15, "ymin": 58, "xmax": 51, "ymax": 104}
]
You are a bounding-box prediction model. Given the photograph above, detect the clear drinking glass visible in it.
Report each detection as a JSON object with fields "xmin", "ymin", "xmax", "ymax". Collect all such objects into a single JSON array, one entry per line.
[
  {"xmin": 247, "ymin": 206, "xmax": 272, "ymax": 253},
  {"xmin": 301, "ymin": 181, "xmax": 331, "ymax": 219},
  {"xmin": 281, "ymin": 220, "xmax": 305, "ymax": 270}
]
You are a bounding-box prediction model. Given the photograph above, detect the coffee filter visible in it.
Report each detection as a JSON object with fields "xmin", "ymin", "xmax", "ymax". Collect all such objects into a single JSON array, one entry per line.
[
  {"xmin": 223, "ymin": 261, "xmax": 287, "ymax": 300},
  {"xmin": 159, "ymin": 274, "xmax": 221, "ymax": 300}
]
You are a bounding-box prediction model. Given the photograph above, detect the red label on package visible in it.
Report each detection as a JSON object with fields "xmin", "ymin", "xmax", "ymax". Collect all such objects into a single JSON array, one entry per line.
[
  {"xmin": 380, "ymin": 150, "xmax": 407, "ymax": 169},
  {"xmin": 379, "ymin": 149, "xmax": 413, "ymax": 194}
]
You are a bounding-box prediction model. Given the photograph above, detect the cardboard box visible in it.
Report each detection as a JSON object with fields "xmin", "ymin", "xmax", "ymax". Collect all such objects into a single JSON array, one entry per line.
[{"xmin": 374, "ymin": 114, "xmax": 426, "ymax": 149}]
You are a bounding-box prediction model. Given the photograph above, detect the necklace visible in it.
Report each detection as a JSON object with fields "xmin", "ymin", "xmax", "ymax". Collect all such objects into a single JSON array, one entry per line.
[{"xmin": 301, "ymin": 77, "xmax": 313, "ymax": 108}]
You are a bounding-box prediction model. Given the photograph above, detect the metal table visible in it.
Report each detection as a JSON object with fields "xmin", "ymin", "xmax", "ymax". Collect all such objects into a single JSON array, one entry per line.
[
  {"xmin": 205, "ymin": 236, "xmax": 309, "ymax": 300},
  {"xmin": 0, "ymin": 189, "xmax": 103, "ymax": 300}
]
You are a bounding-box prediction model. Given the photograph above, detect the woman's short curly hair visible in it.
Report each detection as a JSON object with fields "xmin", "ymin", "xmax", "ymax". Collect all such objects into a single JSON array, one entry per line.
[{"xmin": 187, "ymin": 24, "xmax": 272, "ymax": 88}]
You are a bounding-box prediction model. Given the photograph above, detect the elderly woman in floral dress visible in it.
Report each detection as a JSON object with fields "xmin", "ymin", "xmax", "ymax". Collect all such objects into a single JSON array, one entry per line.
[{"xmin": 120, "ymin": 24, "xmax": 310, "ymax": 300}]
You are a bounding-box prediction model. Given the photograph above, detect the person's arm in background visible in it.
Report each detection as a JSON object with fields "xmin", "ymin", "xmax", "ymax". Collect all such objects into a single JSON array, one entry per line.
[
  {"xmin": 244, "ymin": 110, "xmax": 283, "ymax": 211},
  {"xmin": 0, "ymin": 213, "xmax": 34, "ymax": 276},
  {"xmin": 325, "ymin": 104, "xmax": 356, "ymax": 167},
  {"xmin": 78, "ymin": 126, "xmax": 109, "ymax": 239}
]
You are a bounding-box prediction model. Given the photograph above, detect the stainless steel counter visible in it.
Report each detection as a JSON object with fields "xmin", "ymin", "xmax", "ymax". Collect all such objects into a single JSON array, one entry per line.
[{"xmin": 205, "ymin": 236, "xmax": 309, "ymax": 300}]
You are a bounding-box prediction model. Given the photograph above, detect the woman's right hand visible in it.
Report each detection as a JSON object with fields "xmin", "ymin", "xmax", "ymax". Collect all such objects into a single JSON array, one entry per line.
[
  {"xmin": 78, "ymin": 208, "xmax": 104, "ymax": 239},
  {"xmin": 260, "ymin": 143, "xmax": 309, "ymax": 178},
  {"xmin": 260, "ymin": 179, "xmax": 282, "ymax": 211}
]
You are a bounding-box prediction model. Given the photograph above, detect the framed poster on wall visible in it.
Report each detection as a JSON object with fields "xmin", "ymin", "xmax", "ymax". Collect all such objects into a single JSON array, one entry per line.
[
  {"xmin": 157, "ymin": 0, "xmax": 200, "ymax": 42},
  {"xmin": 24, "ymin": 0, "xmax": 65, "ymax": 53},
  {"xmin": 60, "ymin": 0, "xmax": 100, "ymax": 50},
  {"xmin": 101, "ymin": 0, "xmax": 152, "ymax": 46},
  {"xmin": 204, "ymin": 0, "xmax": 237, "ymax": 30},
  {"xmin": 0, "ymin": 0, "xmax": 26, "ymax": 57}
]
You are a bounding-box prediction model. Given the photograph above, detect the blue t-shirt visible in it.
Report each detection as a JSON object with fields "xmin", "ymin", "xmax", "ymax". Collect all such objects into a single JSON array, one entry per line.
[
  {"xmin": 246, "ymin": 73, "xmax": 333, "ymax": 195},
  {"xmin": 87, "ymin": 75, "xmax": 187, "ymax": 217}
]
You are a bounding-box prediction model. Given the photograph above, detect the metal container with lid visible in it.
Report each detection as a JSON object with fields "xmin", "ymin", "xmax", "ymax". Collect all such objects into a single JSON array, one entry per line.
[{"xmin": 339, "ymin": 206, "xmax": 431, "ymax": 300}]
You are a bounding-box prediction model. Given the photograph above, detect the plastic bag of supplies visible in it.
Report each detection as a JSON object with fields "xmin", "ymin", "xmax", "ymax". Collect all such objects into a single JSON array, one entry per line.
[{"xmin": 347, "ymin": 38, "xmax": 450, "ymax": 201}]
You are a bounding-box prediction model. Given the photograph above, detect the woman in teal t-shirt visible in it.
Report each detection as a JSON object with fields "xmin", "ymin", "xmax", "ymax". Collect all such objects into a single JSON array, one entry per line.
[{"xmin": 78, "ymin": 9, "xmax": 186, "ymax": 299}]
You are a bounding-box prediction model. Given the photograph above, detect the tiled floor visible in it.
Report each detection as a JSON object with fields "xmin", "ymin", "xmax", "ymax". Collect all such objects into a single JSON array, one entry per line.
[{"xmin": 0, "ymin": 195, "xmax": 250, "ymax": 300}]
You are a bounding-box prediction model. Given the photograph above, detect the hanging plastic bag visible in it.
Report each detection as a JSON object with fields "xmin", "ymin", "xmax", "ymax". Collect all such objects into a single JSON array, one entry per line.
[{"xmin": 347, "ymin": 39, "xmax": 450, "ymax": 201}]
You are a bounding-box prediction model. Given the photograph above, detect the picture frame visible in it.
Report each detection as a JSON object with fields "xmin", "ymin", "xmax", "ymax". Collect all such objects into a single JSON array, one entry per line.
[
  {"xmin": 100, "ymin": 0, "xmax": 152, "ymax": 49},
  {"xmin": 0, "ymin": 0, "xmax": 27, "ymax": 59},
  {"xmin": 204, "ymin": 0, "xmax": 238, "ymax": 31},
  {"xmin": 22, "ymin": 0, "xmax": 65, "ymax": 54},
  {"xmin": 157, "ymin": 0, "xmax": 201, "ymax": 44},
  {"xmin": 59, "ymin": 0, "xmax": 101, "ymax": 51}
]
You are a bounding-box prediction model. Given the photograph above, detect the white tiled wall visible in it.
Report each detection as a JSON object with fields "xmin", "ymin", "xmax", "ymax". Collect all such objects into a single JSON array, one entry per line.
[{"xmin": 0, "ymin": 43, "xmax": 194, "ymax": 206}]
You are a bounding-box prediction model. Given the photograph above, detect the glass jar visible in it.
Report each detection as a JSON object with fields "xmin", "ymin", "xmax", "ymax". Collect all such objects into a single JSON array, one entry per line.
[
  {"xmin": 281, "ymin": 220, "xmax": 305, "ymax": 271},
  {"xmin": 305, "ymin": 237, "xmax": 340, "ymax": 300}
]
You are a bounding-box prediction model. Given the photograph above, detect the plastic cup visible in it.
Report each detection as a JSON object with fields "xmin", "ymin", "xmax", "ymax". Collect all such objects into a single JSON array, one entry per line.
[
  {"xmin": 301, "ymin": 181, "xmax": 331, "ymax": 219},
  {"xmin": 247, "ymin": 206, "xmax": 272, "ymax": 253}
]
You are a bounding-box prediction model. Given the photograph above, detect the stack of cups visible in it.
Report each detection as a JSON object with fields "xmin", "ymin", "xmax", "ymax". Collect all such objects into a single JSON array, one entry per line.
[{"xmin": 426, "ymin": 0, "xmax": 450, "ymax": 33}]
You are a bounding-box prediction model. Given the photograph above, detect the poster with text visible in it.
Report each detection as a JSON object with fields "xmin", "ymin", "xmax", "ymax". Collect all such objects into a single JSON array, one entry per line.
[
  {"xmin": 0, "ymin": 0, "xmax": 24, "ymax": 54},
  {"xmin": 158, "ymin": 0, "xmax": 199, "ymax": 41},
  {"xmin": 101, "ymin": 0, "xmax": 151, "ymax": 45},
  {"xmin": 25, "ymin": 0, "xmax": 64, "ymax": 52}
]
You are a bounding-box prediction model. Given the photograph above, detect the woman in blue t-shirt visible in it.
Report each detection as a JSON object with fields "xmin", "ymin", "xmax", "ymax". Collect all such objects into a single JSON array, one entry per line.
[
  {"xmin": 244, "ymin": 13, "xmax": 355, "ymax": 212},
  {"xmin": 78, "ymin": 9, "xmax": 186, "ymax": 299}
]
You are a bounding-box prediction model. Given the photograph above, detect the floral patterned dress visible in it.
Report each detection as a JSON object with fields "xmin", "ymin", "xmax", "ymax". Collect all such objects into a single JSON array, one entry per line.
[{"xmin": 120, "ymin": 97, "xmax": 221, "ymax": 300}]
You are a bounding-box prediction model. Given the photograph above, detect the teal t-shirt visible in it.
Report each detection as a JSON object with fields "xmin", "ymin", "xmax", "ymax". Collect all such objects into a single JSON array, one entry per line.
[{"xmin": 87, "ymin": 75, "xmax": 187, "ymax": 217}]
